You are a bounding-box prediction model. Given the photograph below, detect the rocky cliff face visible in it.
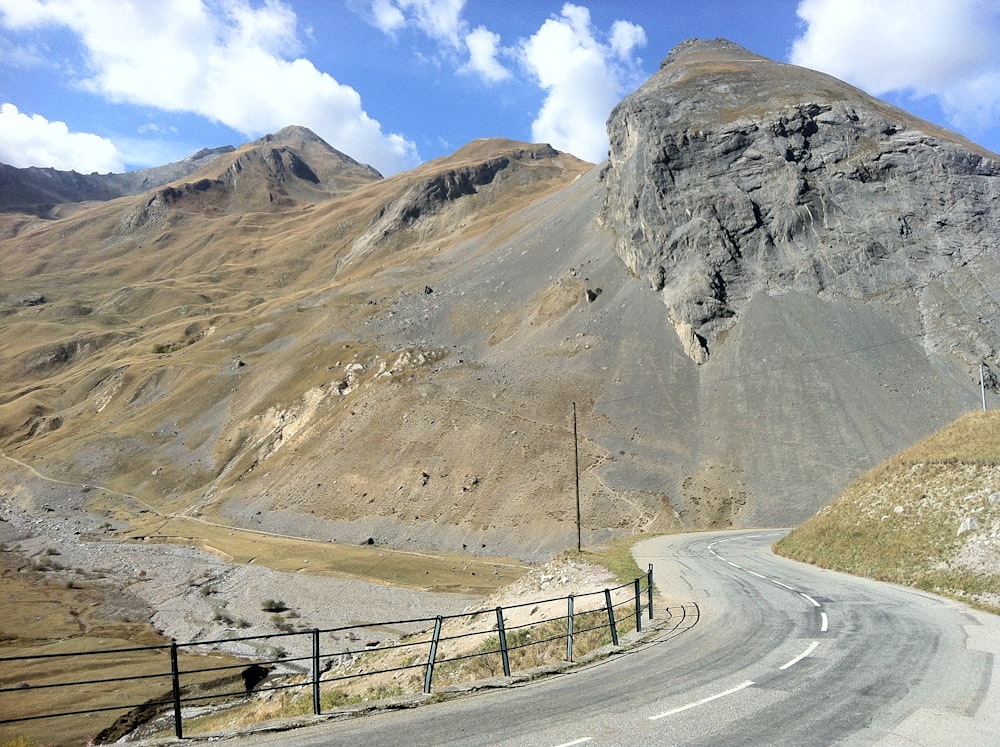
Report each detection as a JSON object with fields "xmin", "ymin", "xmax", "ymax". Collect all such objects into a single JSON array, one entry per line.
[{"xmin": 601, "ymin": 39, "xmax": 1000, "ymax": 364}]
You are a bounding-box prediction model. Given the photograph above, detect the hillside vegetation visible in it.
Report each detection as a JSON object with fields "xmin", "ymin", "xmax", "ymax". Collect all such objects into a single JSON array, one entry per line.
[{"xmin": 775, "ymin": 410, "xmax": 1000, "ymax": 611}]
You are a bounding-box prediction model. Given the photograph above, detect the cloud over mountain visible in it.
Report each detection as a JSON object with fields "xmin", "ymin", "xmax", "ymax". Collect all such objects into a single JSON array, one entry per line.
[
  {"xmin": 791, "ymin": 0, "xmax": 1000, "ymax": 138},
  {"xmin": 1, "ymin": 1, "xmax": 996, "ymax": 178},
  {"xmin": 368, "ymin": 1, "xmax": 648, "ymax": 163},
  {"xmin": 0, "ymin": 0, "xmax": 419, "ymax": 175},
  {"xmin": 0, "ymin": 103, "xmax": 124, "ymax": 173},
  {"xmin": 521, "ymin": 4, "xmax": 646, "ymax": 163}
]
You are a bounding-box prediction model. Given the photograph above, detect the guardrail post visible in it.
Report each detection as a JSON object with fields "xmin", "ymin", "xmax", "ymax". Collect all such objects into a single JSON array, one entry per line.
[
  {"xmin": 496, "ymin": 607, "xmax": 511, "ymax": 677},
  {"xmin": 604, "ymin": 589, "xmax": 619, "ymax": 647},
  {"xmin": 424, "ymin": 616, "xmax": 443, "ymax": 693},
  {"xmin": 634, "ymin": 577, "xmax": 642, "ymax": 633},
  {"xmin": 170, "ymin": 639, "xmax": 183, "ymax": 739},
  {"xmin": 647, "ymin": 564, "xmax": 654, "ymax": 619},
  {"xmin": 311, "ymin": 628, "xmax": 321, "ymax": 715},
  {"xmin": 566, "ymin": 594, "xmax": 575, "ymax": 662}
]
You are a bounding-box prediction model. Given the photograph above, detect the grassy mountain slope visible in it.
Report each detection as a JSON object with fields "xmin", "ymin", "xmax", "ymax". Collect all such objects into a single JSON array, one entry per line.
[{"xmin": 775, "ymin": 410, "xmax": 1000, "ymax": 611}]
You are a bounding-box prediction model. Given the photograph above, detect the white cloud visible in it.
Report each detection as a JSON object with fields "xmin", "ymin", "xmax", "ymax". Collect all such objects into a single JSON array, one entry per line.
[
  {"xmin": 609, "ymin": 20, "xmax": 646, "ymax": 60},
  {"xmin": 370, "ymin": 0, "xmax": 406, "ymax": 33},
  {"xmin": 0, "ymin": 103, "xmax": 125, "ymax": 173},
  {"xmin": 366, "ymin": 0, "xmax": 514, "ymax": 82},
  {"xmin": 463, "ymin": 26, "xmax": 510, "ymax": 82},
  {"xmin": 364, "ymin": 1, "xmax": 646, "ymax": 161},
  {"xmin": 0, "ymin": 0, "xmax": 419, "ymax": 175},
  {"xmin": 521, "ymin": 4, "xmax": 646, "ymax": 162},
  {"xmin": 369, "ymin": 0, "xmax": 465, "ymax": 46},
  {"xmin": 790, "ymin": 0, "xmax": 1000, "ymax": 136}
]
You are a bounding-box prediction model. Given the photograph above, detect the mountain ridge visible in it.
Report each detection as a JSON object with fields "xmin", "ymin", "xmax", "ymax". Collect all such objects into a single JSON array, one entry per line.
[
  {"xmin": 0, "ymin": 145, "xmax": 236, "ymax": 216},
  {"xmin": 0, "ymin": 125, "xmax": 387, "ymax": 217}
]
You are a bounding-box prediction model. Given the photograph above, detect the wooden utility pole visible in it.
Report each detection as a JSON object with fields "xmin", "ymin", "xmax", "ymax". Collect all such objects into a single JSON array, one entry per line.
[
  {"xmin": 573, "ymin": 402, "xmax": 581, "ymax": 553},
  {"xmin": 983, "ymin": 362, "xmax": 988, "ymax": 412},
  {"xmin": 981, "ymin": 361, "xmax": 995, "ymax": 412}
]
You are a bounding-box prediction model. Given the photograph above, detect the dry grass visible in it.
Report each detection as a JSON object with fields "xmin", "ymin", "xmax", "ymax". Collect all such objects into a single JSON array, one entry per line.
[
  {"xmin": 576, "ymin": 536, "xmax": 649, "ymax": 584},
  {"xmin": 775, "ymin": 410, "xmax": 1000, "ymax": 611},
  {"xmin": 125, "ymin": 515, "xmax": 529, "ymax": 595},
  {"xmin": 0, "ymin": 563, "xmax": 245, "ymax": 747}
]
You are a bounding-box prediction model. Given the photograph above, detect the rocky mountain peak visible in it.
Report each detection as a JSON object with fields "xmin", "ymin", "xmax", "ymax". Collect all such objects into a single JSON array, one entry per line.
[
  {"xmin": 660, "ymin": 37, "xmax": 769, "ymax": 69},
  {"xmin": 251, "ymin": 125, "xmax": 383, "ymax": 179},
  {"xmin": 601, "ymin": 38, "xmax": 1000, "ymax": 363}
]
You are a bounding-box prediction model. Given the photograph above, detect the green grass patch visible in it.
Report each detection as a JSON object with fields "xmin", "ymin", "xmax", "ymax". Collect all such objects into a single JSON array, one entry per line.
[{"xmin": 574, "ymin": 535, "xmax": 649, "ymax": 583}]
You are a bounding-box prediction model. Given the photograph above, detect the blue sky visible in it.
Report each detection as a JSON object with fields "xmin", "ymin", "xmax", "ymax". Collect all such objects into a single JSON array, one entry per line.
[{"xmin": 1, "ymin": 1, "xmax": 998, "ymax": 176}]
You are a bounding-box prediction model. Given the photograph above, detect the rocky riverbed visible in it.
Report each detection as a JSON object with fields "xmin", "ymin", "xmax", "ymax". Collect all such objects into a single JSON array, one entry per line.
[{"xmin": 0, "ymin": 463, "xmax": 620, "ymax": 671}]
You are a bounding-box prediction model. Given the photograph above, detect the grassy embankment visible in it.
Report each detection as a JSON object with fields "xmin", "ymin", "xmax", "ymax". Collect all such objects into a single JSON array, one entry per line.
[{"xmin": 775, "ymin": 410, "xmax": 1000, "ymax": 612}]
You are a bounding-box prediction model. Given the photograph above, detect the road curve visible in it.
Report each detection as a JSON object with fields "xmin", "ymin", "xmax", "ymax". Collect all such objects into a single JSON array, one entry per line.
[{"xmin": 215, "ymin": 530, "xmax": 1000, "ymax": 746}]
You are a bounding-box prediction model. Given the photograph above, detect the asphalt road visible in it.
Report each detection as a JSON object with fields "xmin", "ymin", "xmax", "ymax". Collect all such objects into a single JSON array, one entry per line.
[{"xmin": 213, "ymin": 530, "xmax": 1000, "ymax": 746}]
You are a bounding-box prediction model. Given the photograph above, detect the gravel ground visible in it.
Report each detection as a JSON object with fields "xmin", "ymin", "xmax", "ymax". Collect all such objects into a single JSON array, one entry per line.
[
  {"xmin": 1, "ymin": 469, "xmax": 622, "ymax": 675},
  {"xmin": 0, "ymin": 472, "xmax": 482, "ymax": 668}
]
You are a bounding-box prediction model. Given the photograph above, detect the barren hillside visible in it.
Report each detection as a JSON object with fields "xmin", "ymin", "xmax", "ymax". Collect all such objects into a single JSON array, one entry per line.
[{"xmin": 1, "ymin": 39, "xmax": 998, "ymax": 571}]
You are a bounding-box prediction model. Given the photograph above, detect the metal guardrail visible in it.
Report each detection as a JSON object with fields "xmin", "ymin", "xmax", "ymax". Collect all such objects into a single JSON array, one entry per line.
[{"xmin": 1, "ymin": 566, "xmax": 660, "ymax": 741}]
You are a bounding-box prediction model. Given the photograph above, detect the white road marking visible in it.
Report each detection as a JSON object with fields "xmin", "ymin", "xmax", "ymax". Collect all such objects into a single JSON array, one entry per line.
[
  {"xmin": 649, "ymin": 680, "xmax": 756, "ymax": 720},
  {"xmin": 708, "ymin": 537, "xmax": 833, "ymax": 654},
  {"xmin": 553, "ymin": 739, "xmax": 592, "ymax": 746},
  {"xmin": 779, "ymin": 641, "xmax": 819, "ymax": 670}
]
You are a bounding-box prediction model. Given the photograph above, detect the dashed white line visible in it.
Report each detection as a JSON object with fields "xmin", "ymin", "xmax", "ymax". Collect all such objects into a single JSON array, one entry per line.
[
  {"xmin": 553, "ymin": 739, "xmax": 592, "ymax": 746},
  {"xmin": 709, "ymin": 538, "xmax": 832, "ymax": 647},
  {"xmin": 779, "ymin": 641, "xmax": 819, "ymax": 670},
  {"xmin": 649, "ymin": 680, "xmax": 756, "ymax": 720}
]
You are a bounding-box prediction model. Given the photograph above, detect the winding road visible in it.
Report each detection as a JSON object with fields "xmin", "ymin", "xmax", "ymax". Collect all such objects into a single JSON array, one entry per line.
[{"xmin": 219, "ymin": 530, "xmax": 1000, "ymax": 745}]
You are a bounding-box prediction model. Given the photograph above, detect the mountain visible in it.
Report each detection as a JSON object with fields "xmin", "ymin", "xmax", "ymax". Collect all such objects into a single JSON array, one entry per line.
[
  {"xmin": 1, "ymin": 40, "xmax": 998, "ymax": 566},
  {"xmin": 0, "ymin": 125, "xmax": 383, "ymax": 218},
  {"xmin": 0, "ymin": 145, "xmax": 236, "ymax": 217},
  {"xmin": 601, "ymin": 38, "xmax": 1000, "ymax": 364}
]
